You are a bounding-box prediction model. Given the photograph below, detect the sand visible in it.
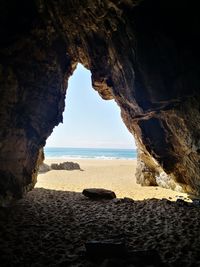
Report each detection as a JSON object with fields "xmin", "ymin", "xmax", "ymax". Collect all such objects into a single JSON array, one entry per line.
[
  {"xmin": 1, "ymin": 188, "xmax": 200, "ymax": 266},
  {"xmin": 36, "ymin": 158, "xmax": 188, "ymax": 201},
  {"xmin": 1, "ymin": 159, "xmax": 199, "ymax": 266}
]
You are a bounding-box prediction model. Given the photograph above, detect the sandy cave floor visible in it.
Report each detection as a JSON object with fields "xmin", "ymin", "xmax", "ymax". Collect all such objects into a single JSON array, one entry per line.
[
  {"xmin": 1, "ymin": 188, "xmax": 200, "ymax": 266},
  {"xmin": 1, "ymin": 159, "xmax": 200, "ymax": 266}
]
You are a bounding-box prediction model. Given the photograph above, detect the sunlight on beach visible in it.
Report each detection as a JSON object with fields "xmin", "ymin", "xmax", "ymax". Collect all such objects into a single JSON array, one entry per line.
[{"xmin": 36, "ymin": 159, "xmax": 188, "ymax": 201}]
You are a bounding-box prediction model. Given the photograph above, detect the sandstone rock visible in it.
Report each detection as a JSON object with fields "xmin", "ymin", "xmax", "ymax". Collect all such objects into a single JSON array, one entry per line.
[
  {"xmin": 51, "ymin": 162, "xmax": 81, "ymax": 171},
  {"xmin": 82, "ymin": 188, "xmax": 116, "ymax": 200},
  {"xmin": 38, "ymin": 163, "xmax": 51, "ymax": 173}
]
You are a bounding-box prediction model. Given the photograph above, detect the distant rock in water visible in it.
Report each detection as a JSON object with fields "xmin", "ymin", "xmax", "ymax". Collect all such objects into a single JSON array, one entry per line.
[
  {"xmin": 51, "ymin": 162, "xmax": 81, "ymax": 171},
  {"xmin": 38, "ymin": 163, "xmax": 51, "ymax": 173},
  {"xmin": 82, "ymin": 188, "xmax": 116, "ymax": 199}
]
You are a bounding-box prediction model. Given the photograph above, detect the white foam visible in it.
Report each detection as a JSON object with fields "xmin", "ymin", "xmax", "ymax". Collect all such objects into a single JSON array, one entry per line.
[{"xmin": 45, "ymin": 155, "xmax": 135, "ymax": 160}]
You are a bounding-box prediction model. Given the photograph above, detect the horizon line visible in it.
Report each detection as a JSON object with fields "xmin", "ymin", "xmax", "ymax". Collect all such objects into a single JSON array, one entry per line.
[{"xmin": 44, "ymin": 146, "xmax": 137, "ymax": 150}]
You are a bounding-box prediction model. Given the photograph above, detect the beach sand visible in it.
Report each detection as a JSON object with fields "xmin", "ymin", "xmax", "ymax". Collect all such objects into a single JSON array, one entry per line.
[
  {"xmin": 36, "ymin": 158, "xmax": 188, "ymax": 201},
  {"xmin": 1, "ymin": 159, "xmax": 200, "ymax": 266}
]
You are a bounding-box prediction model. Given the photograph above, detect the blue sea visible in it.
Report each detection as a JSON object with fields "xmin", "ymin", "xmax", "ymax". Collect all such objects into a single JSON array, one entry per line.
[{"xmin": 44, "ymin": 147, "xmax": 137, "ymax": 160}]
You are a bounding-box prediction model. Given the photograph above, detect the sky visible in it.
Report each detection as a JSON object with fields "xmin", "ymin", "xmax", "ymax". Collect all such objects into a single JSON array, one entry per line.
[{"xmin": 46, "ymin": 64, "xmax": 136, "ymax": 149}]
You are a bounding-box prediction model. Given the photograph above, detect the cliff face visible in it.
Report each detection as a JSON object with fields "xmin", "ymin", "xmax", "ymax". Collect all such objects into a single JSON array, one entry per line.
[{"xmin": 0, "ymin": 0, "xmax": 200, "ymax": 205}]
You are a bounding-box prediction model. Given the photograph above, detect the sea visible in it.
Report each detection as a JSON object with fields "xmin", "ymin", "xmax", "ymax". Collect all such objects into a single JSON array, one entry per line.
[{"xmin": 44, "ymin": 147, "xmax": 137, "ymax": 160}]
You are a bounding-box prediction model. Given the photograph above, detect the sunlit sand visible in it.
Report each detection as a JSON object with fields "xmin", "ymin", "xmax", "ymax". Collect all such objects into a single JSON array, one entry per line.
[{"xmin": 36, "ymin": 159, "xmax": 188, "ymax": 201}]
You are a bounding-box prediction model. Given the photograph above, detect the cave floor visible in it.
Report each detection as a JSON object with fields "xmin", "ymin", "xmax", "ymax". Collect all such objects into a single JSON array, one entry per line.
[{"xmin": 0, "ymin": 188, "xmax": 200, "ymax": 267}]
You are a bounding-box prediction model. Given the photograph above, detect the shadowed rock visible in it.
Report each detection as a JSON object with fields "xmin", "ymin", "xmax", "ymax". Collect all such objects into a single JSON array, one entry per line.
[
  {"xmin": 82, "ymin": 188, "xmax": 116, "ymax": 199},
  {"xmin": 85, "ymin": 239, "xmax": 127, "ymax": 259},
  {"xmin": 51, "ymin": 162, "xmax": 81, "ymax": 171}
]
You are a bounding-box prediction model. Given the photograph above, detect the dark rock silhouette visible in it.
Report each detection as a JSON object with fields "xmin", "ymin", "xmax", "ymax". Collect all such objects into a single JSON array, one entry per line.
[{"xmin": 82, "ymin": 188, "xmax": 116, "ymax": 199}]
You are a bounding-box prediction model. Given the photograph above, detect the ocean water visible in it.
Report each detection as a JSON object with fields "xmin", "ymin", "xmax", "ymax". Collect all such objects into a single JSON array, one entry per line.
[{"xmin": 44, "ymin": 147, "xmax": 137, "ymax": 160}]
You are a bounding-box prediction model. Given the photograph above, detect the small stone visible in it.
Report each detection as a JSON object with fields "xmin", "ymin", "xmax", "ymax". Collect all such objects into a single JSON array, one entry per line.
[
  {"xmin": 82, "ymin": 188, "xmax": 116, "ymax": 199},
  {"xmin": 176, "ymin": 199, "xmax": 189, "ymax": 206},
  {"xmin": 113, "ymin": 199, "xmax": 122, "ymax": 204},
  {"xmin": 123, "ymin": 197, "xmax": 134, "ymax": 203},
  {"xmin": 38, "ymin": 163, "xmax": 51, "ymax": 173}
]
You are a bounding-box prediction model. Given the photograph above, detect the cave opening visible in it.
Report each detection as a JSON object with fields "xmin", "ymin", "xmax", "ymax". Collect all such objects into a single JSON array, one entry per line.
[
  {"xmin": 1, "ymin": 0, "xmax": 200, "ymax": 265},
  {"xmin": 37, "ymin": 63, "xmax": 139, "ymax": 199},
  {"xmin": 36, "ymin": 63, "xmax": 188, "ymax": 202}
]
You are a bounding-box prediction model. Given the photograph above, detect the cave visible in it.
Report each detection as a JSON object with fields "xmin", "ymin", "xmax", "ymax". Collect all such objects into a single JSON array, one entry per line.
[
  {"xmin": 1, "ymin": 0, "xmax": 200, "ymax": 205},
  {"xmin": 0, "ymin": 0, "xmax": 200, "ymax": 266}
]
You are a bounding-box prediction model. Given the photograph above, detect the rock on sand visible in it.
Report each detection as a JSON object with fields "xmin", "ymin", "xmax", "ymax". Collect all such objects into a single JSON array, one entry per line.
[{"xmin": 82, "ymin": 188, "xmax": 116, "ymax": 199}]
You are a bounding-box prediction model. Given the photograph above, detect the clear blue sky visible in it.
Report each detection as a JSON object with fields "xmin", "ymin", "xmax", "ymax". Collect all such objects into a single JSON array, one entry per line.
[{"xmin": 46, "ymin": 64, "xmax": 136, "ymax": 149}]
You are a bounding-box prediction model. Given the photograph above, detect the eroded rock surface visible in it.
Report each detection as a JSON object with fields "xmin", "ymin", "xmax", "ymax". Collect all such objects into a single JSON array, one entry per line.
[
  {"xmin": 0, "ymin": 0, "xmax": 200, "ymax": 204},
  {"xmin": 51, "ymin": 162, "xmax": 81, "ymax": 171}
]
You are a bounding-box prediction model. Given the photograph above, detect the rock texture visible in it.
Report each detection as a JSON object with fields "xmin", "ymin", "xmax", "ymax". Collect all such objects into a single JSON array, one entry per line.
[
  {"xmin": 0, "ymin": 0, "xmax": 200, "ymax": 204},
  {"xmin": 51, "ymin": 161, "xmax": 81, "ymax": 171},
  {"xmin": 0, "ymin": 188, "xmax": 200, "ymax": 266}
]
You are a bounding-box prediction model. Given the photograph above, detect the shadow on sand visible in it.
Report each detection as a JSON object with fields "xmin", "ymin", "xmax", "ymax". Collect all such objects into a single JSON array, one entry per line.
[{"xmin": 0, "ymin": 188, "xmax": 200, "ymax": 266}]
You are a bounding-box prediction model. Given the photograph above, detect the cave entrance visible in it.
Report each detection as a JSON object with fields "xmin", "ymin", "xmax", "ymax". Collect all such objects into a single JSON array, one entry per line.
[
  {"xmin": 36, "ymin": 64, "xmax": 188, "ymax": 201},
  {"xmin": 36, "ymin": 64, "xmax": 140, "ymax": 198}
]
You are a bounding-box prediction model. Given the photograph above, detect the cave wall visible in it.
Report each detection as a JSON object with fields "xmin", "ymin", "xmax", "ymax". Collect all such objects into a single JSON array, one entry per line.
[
  {"xmin": 0, "ymin": 0, "xmax": 200, "ymax": 205},
  {"xmin": 0, "ymin": 0, "xmax": 76, "ymax": 205}
]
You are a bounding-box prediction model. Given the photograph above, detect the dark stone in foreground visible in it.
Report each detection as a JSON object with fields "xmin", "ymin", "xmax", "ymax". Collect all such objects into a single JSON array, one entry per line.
[
  {"xmin": 85, "ymin": 240, "xmax": 127, "ymax": 259},
  {"xmin": 51, "ymin": 162, "xmax": 81, "ymax": 171},
  {"xmin": 82, "ymin": 188, "xmax": 116, "ymax": 199}
]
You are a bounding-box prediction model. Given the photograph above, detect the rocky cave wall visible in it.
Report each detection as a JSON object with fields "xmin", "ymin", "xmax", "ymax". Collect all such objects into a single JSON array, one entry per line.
[{"xmin": 0, "ymin": 0, "xmax": 200, "ymax": 206}]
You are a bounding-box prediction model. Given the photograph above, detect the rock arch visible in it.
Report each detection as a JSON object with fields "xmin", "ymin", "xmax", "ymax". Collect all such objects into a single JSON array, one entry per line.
[{"xmin": 0, "ymin": 0, "xmax": 200, "ymax": 206}]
